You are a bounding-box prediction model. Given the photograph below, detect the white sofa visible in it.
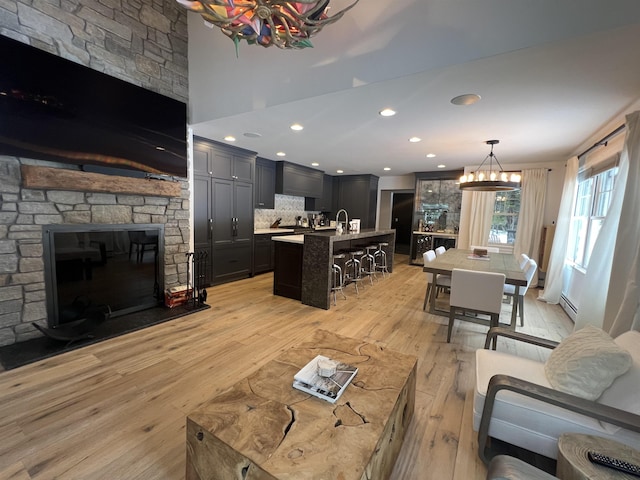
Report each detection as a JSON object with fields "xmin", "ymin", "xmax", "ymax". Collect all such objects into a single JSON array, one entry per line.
[{"xmin": 474, "ymin": 328, "xmax": 640, "ymax": 462}]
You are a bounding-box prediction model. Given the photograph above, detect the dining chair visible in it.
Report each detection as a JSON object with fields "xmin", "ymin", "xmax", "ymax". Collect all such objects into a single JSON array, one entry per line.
[
  {"xmin": 435, "ymin": 246, "xmax": 446, "ymax": 256},
  {"xmin": 518, "ymin": 253, "xmax": 530, "ymax": 270},
  {"xmin": 470, "ymin": 245, "xmax": 500, "ymax": 253},
  {"xmin": 503, "ymin": 259, "xmax": 537, "ymax": 327},
  {"xmin": 422, "ymin": 250, "xmax": 451, "ymax": 310},
  {"xmin": 447, "ymin": 268, "xmax": 505, "ymax": 342}
]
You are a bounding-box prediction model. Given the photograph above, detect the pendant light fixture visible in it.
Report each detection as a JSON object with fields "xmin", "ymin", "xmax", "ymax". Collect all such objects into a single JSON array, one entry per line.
[{"xmin": 459, "ymin": 140, "xmax": 521, "ymax": 191}]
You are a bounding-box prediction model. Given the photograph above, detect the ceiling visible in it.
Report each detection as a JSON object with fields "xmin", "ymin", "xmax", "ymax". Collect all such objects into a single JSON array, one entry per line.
[{"xmin": 186, "ymin": 0, "xmax": 640, "ymax": 178}]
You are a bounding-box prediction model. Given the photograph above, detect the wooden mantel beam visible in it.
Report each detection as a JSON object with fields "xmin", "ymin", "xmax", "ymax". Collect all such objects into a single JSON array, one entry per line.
[{"xmin": 20, "ymin": 165, "xmax": 182, "ymax": 197}]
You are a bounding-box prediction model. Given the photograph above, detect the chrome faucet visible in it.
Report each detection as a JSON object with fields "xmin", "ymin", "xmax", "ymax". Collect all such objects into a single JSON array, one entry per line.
[{"xmin": 336, "ymin": 209, "xmax": 349, "ymax": 233}]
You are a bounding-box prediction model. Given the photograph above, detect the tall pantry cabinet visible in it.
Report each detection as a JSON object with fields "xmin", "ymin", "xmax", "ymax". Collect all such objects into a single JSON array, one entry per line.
[{"xmin": 193, "ymin": 137, "xmax": 256, "ymax": 285}]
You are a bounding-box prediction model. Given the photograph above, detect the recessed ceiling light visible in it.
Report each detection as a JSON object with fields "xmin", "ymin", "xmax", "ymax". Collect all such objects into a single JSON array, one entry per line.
[
  {"xmin": 243, "ymin": 132, "xmax": 262, "ymax": 138},
  {"xmin": 155, "ymin": 146, "xmax": 165, "ymax": 151},
  {"xmin": 336, "ymin": 169, "xmax": 344, "ymax": 174},
  {"xmin": 383, "ymin": 167, "xmax": 391, "ymax": 171},
  {"xmin": 409, "ymin": 137, "xmax": 421, "ymax": 143},
  {"xmin": 450, "ymin": 93, "xmax": 481, "ymax": 106},
  {"xmin": 379, "ymin": 108, "xmax": 396, "ymax": 117},
  {"xmin": 224, "ymin": 135, "xmax": 236, "ymax": 141},
  {"xmin": 437, "ymin": 164, "xmax": 446, "ymax": 169},
  {"xmin": 290, "ymin": 123, "xmax": 304, "ymax": 131},
  {"xmin": 426, "ymin": 153, "xmax": 436, "ymax": 158},
  {"xmin": 311, "ymin": 162, "xmax": 319, "ymax": 166},
  {"xmin": 276, "ymin": 151, "xmax": 286, "ymax": 157}
]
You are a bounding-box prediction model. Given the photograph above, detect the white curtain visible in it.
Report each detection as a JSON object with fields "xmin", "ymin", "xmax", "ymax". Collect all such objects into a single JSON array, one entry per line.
[
  {"xmin": 513, "ymin": 169, "xmax": 547, "ymax": 286},
  {"xmin": 608, "ymin": 111, "xmax": 640, "ymax": 336},
  {"xmin": 538, "ymin": 157, "xmax": 579, "ymax": 303},
  {"xmin": 457, "ymin": 190, "xmax": 496, "ymax": 250},
  {"xmin": 575, "ymin": 111, "xmax": 639, "ymax": 333}
]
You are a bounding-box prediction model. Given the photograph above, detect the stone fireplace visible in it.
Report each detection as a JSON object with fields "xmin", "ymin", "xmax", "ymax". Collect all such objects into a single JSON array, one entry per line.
[{"xmin": 0, "ymin": 159, "xmax": 190, "ymax": 345}]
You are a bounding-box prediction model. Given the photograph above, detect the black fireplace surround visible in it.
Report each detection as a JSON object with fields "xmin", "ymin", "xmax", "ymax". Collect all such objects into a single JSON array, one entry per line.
[{"xmin": 43, "ymin": 223, "xmax": 164, "ymax": 328}]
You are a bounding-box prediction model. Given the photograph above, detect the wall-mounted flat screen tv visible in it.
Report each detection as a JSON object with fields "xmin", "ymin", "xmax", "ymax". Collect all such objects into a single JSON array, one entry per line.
[{"xmin": 0, "ymin": 35, "xmax": 187, "ymax": 178}]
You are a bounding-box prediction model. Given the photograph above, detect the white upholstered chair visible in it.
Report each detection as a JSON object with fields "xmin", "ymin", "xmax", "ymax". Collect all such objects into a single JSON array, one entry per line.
[
  {"xmin": 447, "ymin": 268, "xmax": 505, "ymax": 342},
  {"xmin": 474, "ymin": 327, "xmax": 640, "ymax": 463},
  {"xmin": 518, "ymin": 253, "xmax": 530, "ymax": 270},
  {"xmin": 422, "ymin": 250, "xmax": 451, "ymax": 310},
  {"xmin": 503, "ymin": 259, "xmax": 537, "ymax": 327},
  {"xmin": 435, "ymin": 245, "xmax": 446, "ymax": 256}
]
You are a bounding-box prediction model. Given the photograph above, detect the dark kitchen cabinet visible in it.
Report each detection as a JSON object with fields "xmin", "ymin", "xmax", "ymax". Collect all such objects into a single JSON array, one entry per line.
[
  {"xmin": 193, "ymin": 138, "xmax": 255, "ymax": 286},
  {"xmin": 193, "ymin": 174, "xmax": 213, "ymax": 284},
  {"xmin": 193, "ymin": 137, "xmax": 254, "ymax": 183},
  {"xmin": 253, "ymin": 232, "xmax": 291, "ymax": 274},
  {"xmin": 305, "ymin": 174, "xmax": 334, "ymax": 212},
  {"xmin": 276, "ymin": 161, "xmax": 323, "ymax": 198},
  {"xmin": 255, "ymin": 157, "xmax": 276, "ymax": 209},
  {"xmin": 253, "ymin": 234, "xmax": 273, "ymax": 274},
  {"xmin": 334, "ymin": 174, "xmax": 379, "ymax": 229}
]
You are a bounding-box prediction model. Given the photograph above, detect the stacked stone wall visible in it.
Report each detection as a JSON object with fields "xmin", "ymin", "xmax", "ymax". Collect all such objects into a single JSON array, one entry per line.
[{"xmin": 0, "ymin": 0, "xmax": 190, "ymax": 346}]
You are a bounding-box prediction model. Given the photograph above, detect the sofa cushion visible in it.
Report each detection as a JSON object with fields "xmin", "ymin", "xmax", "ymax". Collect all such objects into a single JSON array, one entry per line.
[
  {"xmin": 544, "ymin": 325, "xmax": 632, "ymax": 401},
  {"xmin": 597, "ymin": 330, "xmax": 640, "ymax": 416}
]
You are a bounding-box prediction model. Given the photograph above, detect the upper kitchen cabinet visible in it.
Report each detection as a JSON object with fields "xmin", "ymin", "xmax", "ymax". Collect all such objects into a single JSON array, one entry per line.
[
  {"xmin": 305, "ymin": 174, "xmax": 334, "ymax": 212},
  {"xmin": 255, "ymin": 157, "xmax": 276, "ymax": 209},
  {"xmin": 276, "ymin": 161, "xmax": 323, "ymax": 198},
  {"xmin": 193, "ymin": 137, "xmax": 255, "ymax": 182},
  {"xmin": 334, "ymin": 174, "xmax": 379, "ymax": 229}
]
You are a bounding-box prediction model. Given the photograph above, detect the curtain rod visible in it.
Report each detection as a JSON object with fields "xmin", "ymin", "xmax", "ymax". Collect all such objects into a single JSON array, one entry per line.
[{"xmin": 577, "ymin": 123, "xmax": 625, "ymax": 158}]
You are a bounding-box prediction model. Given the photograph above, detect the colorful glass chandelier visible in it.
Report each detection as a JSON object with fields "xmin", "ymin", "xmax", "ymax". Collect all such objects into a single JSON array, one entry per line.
[{"xmin": 177, "ymin": 0, "xmax": 359, "ymax": 49}]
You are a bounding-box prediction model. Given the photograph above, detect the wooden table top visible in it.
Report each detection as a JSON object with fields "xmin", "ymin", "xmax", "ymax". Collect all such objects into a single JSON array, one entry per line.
[
  {"xmin": 422, "ymin": 248, "xmax": 527, "ymax": 286},
  {"xmin": 557, "ymin": 433, "xmax": 640, "ymax": 480},
  {"xmin": 186, "ymin": 329, "xmax": 417, "ymax": 480}
]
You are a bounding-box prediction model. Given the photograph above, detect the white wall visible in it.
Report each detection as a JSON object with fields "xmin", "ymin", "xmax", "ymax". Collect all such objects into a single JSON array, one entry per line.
[{"xmin": 376, "ymin": 175, "xmax": 415, "ymax": 230}]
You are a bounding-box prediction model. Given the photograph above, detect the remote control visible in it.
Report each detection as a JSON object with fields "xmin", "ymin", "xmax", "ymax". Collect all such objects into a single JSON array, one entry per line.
[{"xmin": 587, "ymin": 451, "xmax": 640, "ymax": 477}]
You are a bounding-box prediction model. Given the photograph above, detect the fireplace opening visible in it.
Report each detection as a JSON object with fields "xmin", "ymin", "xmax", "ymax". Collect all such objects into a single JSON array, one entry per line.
[{"xmin": 43, "ymin": 224, "xmax": 164, "ymax": 328}]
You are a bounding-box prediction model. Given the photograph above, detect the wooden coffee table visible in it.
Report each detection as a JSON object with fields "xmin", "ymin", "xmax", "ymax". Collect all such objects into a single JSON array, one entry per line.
[{"xmin": 185, "ymin": 330, "xmax": 417, "ymax": 480}]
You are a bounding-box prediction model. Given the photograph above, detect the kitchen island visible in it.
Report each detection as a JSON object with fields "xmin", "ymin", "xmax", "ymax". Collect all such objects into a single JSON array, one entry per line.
[
  {"xmin": 273, "ymin": 229, "xmax": 396, "ymax": 309},
  {"xmin": 272, "ymin": 234, "xmax": 304, "ymax": 300}
]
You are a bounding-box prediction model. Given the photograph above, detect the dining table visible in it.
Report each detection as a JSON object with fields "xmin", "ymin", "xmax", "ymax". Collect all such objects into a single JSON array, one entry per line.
[{"xmin": 422, "ymin": 248, "xmax": 528, "ymax": 328}]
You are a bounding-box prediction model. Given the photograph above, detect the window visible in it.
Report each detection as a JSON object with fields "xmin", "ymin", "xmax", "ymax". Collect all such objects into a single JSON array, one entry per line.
[
  {"xmin": 568, "ymin": 166, "xmax": 618, "ymax": 269},
  {"xmin": 489, "ymin": 190, "xmax": 520, "ymax": 245}
]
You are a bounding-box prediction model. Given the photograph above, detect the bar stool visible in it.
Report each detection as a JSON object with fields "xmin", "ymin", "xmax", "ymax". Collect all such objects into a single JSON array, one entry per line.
[
  {"xmin": 344, "ymin": 249, "xmax": 364, "ymax": 295},
  {"xmin": 360, "ymin": 246, "xmax": 377, "ymax": 285},
  {"xmin": 373, "ymin": 242, "xmax": 389, "ymax": 278},
  {"xmin": 331, "ymin": 253, "xmax": 347, "ymax": 305}
]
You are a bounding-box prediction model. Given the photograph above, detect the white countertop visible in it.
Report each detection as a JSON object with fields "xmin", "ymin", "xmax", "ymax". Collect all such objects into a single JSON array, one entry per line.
[
  {"xmin": 271, "ymin": 234, "xmax": 305, "ymax": 244},
  {"xmin": 254, "ymin": 226, "xmax": 335, "ymax": 235},
  {"xmin": 254, "ymin": 228, "xmax": 294, "ymax": 235}
]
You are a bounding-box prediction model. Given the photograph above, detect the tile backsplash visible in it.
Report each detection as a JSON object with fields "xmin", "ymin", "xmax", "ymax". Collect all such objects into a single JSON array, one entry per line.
[{"xmin": 254, "ymin": 194, "xmax": 320, "ymax": 229}]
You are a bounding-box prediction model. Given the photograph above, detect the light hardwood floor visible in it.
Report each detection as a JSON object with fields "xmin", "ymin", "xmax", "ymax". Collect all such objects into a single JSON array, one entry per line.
[{"xmin": 0, "ymin": 255, "xmax": 573, "ymax": 480}]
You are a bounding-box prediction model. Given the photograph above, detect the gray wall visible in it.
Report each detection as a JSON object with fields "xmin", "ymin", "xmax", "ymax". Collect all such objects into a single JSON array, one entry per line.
[{"xmin": 0, "ymin": 0, "xmax": 190, "ymax": 346}]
